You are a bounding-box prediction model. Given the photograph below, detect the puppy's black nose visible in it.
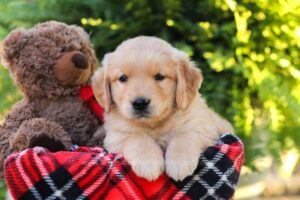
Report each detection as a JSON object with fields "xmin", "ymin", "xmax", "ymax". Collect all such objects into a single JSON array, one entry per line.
[
  {"xmin": 71, "ymin": 52, "xmax": 88, "ymax": 69},
  {"xmin": 132, "ymin": 97, "xmax": 150, "ymax": 111}
]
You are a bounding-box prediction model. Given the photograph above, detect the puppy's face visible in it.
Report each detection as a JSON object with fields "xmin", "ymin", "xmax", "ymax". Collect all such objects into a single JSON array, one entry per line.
[
  {"xmin": 93, "ymin": 36, "xmax": 203, "ymax": 125},
  {"xmin": 107, "ymin": 52, "xmax": 177, "ymax": 122}
]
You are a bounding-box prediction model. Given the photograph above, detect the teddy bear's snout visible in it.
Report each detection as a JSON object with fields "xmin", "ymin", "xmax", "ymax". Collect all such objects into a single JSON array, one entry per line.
[
  {"xmin": 54, "ymin": 51, "xmax": 92, "ymax": 85},
  {"xmin": 71, "ymin": 52, "xmax": 88, "ymax": 69}
]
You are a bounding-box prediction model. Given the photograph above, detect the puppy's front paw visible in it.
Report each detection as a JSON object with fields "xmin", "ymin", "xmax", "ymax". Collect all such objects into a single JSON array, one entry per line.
[
  {"xmin": 165, "ymin": 146, "xmax": 200, "ymax": 181},
  {"xmin": 125, "ymin": 148, "xmax": 164, "ymax": 181}
]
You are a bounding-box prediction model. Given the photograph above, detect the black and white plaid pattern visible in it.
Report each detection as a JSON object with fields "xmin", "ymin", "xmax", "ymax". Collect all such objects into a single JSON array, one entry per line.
[
  {"xmin": 175, "ymin": 134, "xmax": 242, "ymax": 200},
  {"xmin": 20, "ymin": 167, "xmax": 87, "ymax": 200}
]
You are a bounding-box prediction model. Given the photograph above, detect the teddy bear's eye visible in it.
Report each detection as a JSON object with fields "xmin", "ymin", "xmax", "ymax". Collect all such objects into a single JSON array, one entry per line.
[{"xmin": 61, "ymin": 47, "xmax": 67, "ymax": 53}]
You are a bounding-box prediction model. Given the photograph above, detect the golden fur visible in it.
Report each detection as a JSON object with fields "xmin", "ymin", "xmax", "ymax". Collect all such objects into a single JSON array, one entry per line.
[{"xmin": 92, "ymin": 36, "xmax": 234, "ymax": 181}]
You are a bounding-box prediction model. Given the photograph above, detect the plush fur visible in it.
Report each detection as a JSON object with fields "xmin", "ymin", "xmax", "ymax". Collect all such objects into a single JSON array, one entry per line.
[
  {"xmin": 0, "ymin": 21, "xmax": 105, "ymax": 178},
  {"xmin": 92, "ymin": 36, "xmax": 234, "ymax": 181}
]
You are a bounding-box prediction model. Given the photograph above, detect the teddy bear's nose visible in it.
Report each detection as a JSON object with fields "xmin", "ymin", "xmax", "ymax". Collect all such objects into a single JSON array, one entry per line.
[{"xmin": 71, "ymin": 53, "xmax": 88, "ymax": 69}]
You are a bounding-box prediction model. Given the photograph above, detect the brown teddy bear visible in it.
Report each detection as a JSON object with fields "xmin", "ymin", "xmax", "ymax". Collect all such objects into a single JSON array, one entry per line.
[{"xmin": 0, "ymin": 21, "xmax": 105, "ymax": 177}]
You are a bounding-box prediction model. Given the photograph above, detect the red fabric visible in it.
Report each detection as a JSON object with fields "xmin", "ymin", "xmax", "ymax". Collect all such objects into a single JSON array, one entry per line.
[
  {"xmin": 216, "ymin": 141, "xmax": 244, "ymax": 173},
  {"xmin": 79, "ymin": 86, "xmax": 104, "ymax": 123},
  {"xmin": 4, "ymin": 134, "xmax": 244, "ymax": 200},
  {"xmin": 5, "ymin": 147, "xmax": 187, "ymax": 200}
]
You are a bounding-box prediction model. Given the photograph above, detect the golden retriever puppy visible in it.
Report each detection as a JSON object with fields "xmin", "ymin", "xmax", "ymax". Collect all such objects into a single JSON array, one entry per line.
[{"xmin": 92, "ymin": 36, "xmax": 234, "ymax": 181}]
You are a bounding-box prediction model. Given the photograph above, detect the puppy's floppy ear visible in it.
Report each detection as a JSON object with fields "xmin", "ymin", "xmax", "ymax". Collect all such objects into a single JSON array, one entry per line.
[
  {"xmin": 2, "ymin": 28, "xmax": 27, "ymax": 66},
  {"xmin": 176, "ymin": 52, "xmax": 203, "ymax": 110},
  {"xmin": 92, "ymin": 56, "xmax": 112, "ymax": 111}
]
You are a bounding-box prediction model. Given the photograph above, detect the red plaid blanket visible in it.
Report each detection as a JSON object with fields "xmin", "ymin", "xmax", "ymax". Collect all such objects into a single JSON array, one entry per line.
[{"xmin": 4, "ymin": 133, "xmax": 243, "ymax": 200}]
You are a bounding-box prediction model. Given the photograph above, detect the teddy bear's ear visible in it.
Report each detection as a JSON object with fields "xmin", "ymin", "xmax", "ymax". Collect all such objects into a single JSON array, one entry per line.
[{"xmin": 2, "ymin": 28, "xmax": 27, "ymax": 66}]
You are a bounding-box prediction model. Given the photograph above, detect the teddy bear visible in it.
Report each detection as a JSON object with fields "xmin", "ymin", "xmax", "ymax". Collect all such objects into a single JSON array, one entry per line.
[{"xmin": 0, "ymin": 21, "xmax": 105, "ymax": 177}]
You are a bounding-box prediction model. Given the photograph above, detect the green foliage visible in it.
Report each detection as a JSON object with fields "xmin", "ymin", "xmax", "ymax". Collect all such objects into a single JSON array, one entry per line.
[
  {"xmin": 0, "ymin": 0, "xmax": 299, "ymax": 169},
  {"xmin": 0, "ymin": 180, "xmax": 6, "ymax": 199}
]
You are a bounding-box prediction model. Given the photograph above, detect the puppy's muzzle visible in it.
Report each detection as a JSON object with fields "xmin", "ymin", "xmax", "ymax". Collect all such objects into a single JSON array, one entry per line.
[{"xmin": 132, "ymin": 97, "xmax": 150, "ymax": 112}]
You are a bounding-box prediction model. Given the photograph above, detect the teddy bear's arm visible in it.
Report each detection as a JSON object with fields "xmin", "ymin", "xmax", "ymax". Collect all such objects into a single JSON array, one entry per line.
[
  {"xmin": 0, "ymin": 100, "xmax": 36, "ymax": 177},
  {"xmin": 9, "ymin": 118, "xmax": 72, "ymax": 152}
]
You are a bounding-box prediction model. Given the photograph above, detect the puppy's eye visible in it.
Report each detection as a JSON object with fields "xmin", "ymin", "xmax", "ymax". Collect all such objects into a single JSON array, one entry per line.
[
  {"xmin": 119, "ymin": 74, "xmax": 128, "ymax": 82},
  {"xmin": 154, "ymin": 73, "xmax": 165, "ymax": 81}
]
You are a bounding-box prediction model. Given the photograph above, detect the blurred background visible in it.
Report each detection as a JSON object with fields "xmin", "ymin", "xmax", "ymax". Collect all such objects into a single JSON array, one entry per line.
[{"xmin": 0, "ymin": 0, "xmax": 299, "ymax": 199}]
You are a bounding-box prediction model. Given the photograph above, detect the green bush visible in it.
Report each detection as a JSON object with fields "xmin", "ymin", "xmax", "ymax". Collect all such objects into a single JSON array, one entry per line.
[
  {"xmin": 0, "ymin": 180, "xmax": 6, "ymax": 198},
  {"xmin": 0, "ymin": 0, "xmax": 299, "ymax": 169}
]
